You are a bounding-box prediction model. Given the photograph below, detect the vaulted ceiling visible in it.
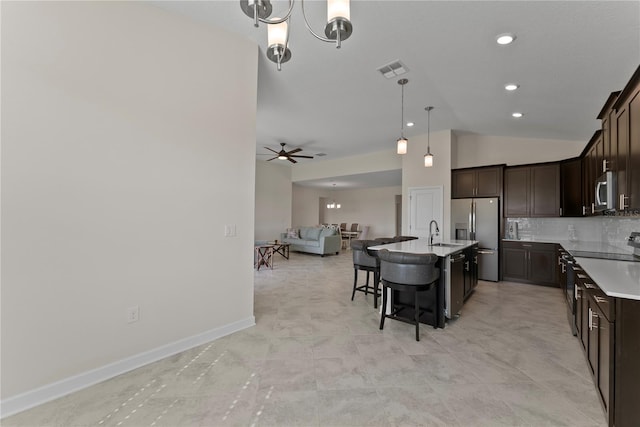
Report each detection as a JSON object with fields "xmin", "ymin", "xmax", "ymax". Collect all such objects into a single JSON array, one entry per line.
[{"xmin": 154, "ymin": 1, "xmax": 639, "ymax": 165}]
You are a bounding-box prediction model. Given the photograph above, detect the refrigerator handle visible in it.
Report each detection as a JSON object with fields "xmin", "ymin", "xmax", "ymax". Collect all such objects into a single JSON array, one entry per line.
[
  {"xmin": 468, "ymin": 202, "xmax": 473, "ymax": 240},
  {"xmin": 471, "ymin": 201, "xmax": 476, "ymax": 240}
]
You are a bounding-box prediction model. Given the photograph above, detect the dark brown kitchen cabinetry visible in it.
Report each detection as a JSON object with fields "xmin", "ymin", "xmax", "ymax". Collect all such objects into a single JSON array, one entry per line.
[
  {"xmin": 560, "ymin": 158, "xmax": 583, "ymax": 216},
  {"xmin": 463, "ymin": 244, "xmax": 478, "ymax": 299},
  {"xmin": 504, "ymin": 163, "xmax": 560, "ymax": 217},
  {"xmin": 502, "ymin": 241, "xmax": 557, "ymax": 286},
  {"xmin": 452, "ymin": 165, "xmax": 503, "ymax": 199},
  {"xmin": 613, "ymin": 67, "xmax": 640, "ymax": 211},
  {"xmin": 571, "ymin": 266, "xmax": 640, "ymax": 427},
  {"xmin": 582, "ymin": 131, "xmax": 603, "ymax": 216},
  {"xmin": 598, "ymin": 92, "xmax": 620, "ymax": 175}
]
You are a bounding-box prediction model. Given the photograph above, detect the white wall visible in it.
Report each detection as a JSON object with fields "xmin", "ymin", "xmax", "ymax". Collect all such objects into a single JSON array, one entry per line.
[
  {"xmin": 402, "ymin": 130, "xmax": 453, "ymax": 239},
  {"xmin": 254, "ymin": 161, "xmax": 292, "ymax": 241},
  {"xmin": 1, "ymin": 1, "xmax": 257, "ymax": 407},
  {"xmin": 453, "ymin": 132, "xmax": 586, "ymax": 168},
  {"xmin": 292, "ymin": 185, "xmax": 323, "ymax": 227}
]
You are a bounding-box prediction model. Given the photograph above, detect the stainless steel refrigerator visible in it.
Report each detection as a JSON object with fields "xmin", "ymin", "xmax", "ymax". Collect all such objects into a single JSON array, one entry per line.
[{"xmin": 451, "ymin": 197, "xmax": 499, "ymax": 281}]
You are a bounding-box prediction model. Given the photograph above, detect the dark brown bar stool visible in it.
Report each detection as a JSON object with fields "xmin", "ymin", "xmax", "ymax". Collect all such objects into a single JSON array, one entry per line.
[
  {"xmin": 350, "ymin": 240, "xmax": 382, "ymax": 308},
  {"xmin": 377, "ymin": 249, "xmax": 440, "ymax": 341}
]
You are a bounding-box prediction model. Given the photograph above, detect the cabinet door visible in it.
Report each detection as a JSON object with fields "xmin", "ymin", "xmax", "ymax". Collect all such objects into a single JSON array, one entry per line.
[
  {"xmin": 560, "ymin": 159, "xmax": 583, "ymax": 216},
  {"xmin": 475, "ymin": 167, "xmax": 502, "ymax": 197},
  {"xmin": 628, "ymin": 89, "xmax": 640, "ymax": 209},
  {"xmin": 504, "ymin": 168, "xmax": 530, "ymax": 217},
  {"xmin": 528, "ymin": 247, "xmax": 557, "ymax": 285},
  {"xmin": 580, "ymin": 286, "xmax": 589, "ymax": 351},
  {"xmin": 575, "ymin": 283, "xmax": 583, "ymax": 341},
  {"xmin": 530, "ymin": 164, "xmax": 560, "ymax": 217},
  {"xmin": 587, "ymin": 302, "xmax": 597, "ymax": 376},
  {"xmin": 598, "ymin": 314, "xmax": 613, "ymax": 417},
  {"xmin": 502, "ymin": 245, "xmax": 527, "ymax": 281},
  {"xmin": 617, "ymin": 105, "xmax": 629, "ymax": 210},
  {"xmin": 452, "ymin": 170, "xmax": 475, "ymax": 199}
]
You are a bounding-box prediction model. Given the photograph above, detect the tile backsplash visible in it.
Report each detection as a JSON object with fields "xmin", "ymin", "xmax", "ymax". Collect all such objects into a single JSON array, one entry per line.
[{"xmin": 506, "ymin": 217, "xmax": 640, "ymax": 253}]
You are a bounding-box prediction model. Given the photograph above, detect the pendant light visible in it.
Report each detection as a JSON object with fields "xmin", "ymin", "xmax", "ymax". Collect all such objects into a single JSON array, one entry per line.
[
  {"xmin": 397, "ymin": 79, "xmax": 409, "ymax": 154},
  {"xmin": 424, "ymin": 106, "xmax": 434, "ymax": 167}
]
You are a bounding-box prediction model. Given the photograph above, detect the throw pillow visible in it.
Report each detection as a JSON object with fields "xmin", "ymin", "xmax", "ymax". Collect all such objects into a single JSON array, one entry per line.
[{"xmin": 286, "ymin": 228, "xmax": 299, "ymax": 239}]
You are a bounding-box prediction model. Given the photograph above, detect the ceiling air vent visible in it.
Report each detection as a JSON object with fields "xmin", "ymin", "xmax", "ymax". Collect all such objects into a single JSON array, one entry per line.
[
  {"xmin": 315, "ymin": 153, "xmax": 327, "ymax": 157},
  {"xmin": 377, "ymin": 60, "xmax": 408, "ymax": 79}
]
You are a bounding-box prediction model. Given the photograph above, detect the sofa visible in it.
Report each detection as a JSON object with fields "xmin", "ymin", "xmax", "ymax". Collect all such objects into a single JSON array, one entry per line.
[{"xmin": 280, "ymin": 226, "xmax": 341, "ymax": 256}]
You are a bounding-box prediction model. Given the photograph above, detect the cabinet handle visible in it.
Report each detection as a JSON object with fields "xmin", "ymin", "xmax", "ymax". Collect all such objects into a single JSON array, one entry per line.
[
  {"xmin": 591, "ymin": 203, "xmax": 595, "ymax": 214},
  {"xmin": 560, "ymin": 207, "xmax": 563, "ymax": 216},
  {"xmin": 522, "ymin": 244, "xmax": 532, "ymax": 247},
  {"xmin": 582, "ymin": 206, "xmax": 587, "ymax": 216},
  {"xmin": 588, "ymin": 308, "xmax": 599, "ymax": 330},
  {"xmin": 594, "ymin": 296, "xmax": 608, "ymax": 304},
  {"xmin": 620, "ymin": 194, "xmax": 629, "ymax": 210},
  {"xmin": 584, "ymin": 283, "xmax": 597, "ymax": 289},
  {"xmin": 588, "ymin": 307, "xmax": 592, "ymax": 330},
  {"xmin": 561, "ymin": 263, "xmax": 566, "ymax": 273},
  {"xmin": 464, "ymin": 261, "xmax": 470, "ymax": 271},
  {"xmin": 603, "ymin": 159, "xmax": 608, "ymax": 173},
  {"xmin": 575, "ymin": 286, "xmax": 581, "ymax": 299}
]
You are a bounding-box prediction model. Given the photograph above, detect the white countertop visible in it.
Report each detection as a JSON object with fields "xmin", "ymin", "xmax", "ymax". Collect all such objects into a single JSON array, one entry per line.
[
  {"xmin": 505, "ymin": 238, "xmax": 640, "ymax": 299},
  {"xmin": 574, "ymin": 257, "xmax": 640, "ymax": 300},
  {"xmin": 502, "ymin": 237, "xmax": 631, "ymax": 255},
  {"xmin": 369, "ymin": 239, "xmax": 478, "ymax": 257}
]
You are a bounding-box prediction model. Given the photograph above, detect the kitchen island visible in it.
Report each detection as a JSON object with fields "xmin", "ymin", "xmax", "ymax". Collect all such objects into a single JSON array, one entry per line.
[{"xmin": 369, "ymin": 238, "xmax": 478, "ymax": 328}]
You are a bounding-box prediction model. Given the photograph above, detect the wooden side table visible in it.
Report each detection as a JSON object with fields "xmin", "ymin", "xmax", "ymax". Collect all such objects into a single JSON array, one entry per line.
[{"xmin": 254, "ymin": 244, "xmax": 274, "ymax": 270}]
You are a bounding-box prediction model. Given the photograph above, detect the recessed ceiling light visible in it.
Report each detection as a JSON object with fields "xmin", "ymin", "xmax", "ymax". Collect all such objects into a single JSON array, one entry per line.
[
  {"xmin": 496, "ymin": 33, "xmax": 516, "ymax": 45},
  {"xmin": 512, "ymin": 112, "xmax": 523, "ymax": 118},
  {"xmin": 505, "ymin": 83, "xmax": 519, "ymax": 91},
  {"xmin": 407, "ymin": 122, "xmax": 414, "ymax": 127}
]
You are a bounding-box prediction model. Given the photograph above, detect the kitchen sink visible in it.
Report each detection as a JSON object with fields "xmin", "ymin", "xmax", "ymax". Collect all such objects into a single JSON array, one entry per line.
[{"xmin": 430, "ymin": 242, "xmax": 464, "ymax": 247}]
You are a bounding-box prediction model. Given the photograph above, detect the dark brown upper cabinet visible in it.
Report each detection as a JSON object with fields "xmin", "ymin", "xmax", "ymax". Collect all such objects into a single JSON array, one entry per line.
[
  {"xmin": 452, "ymin": 165, "xmax": 504, "ymax": 199},
  {"xmin": 560, "ymin": 157, "xmax": 583, "ymax": 217},
  {"xmin": 613, "ymin": 66, "xmax": 640, "ymax": 211},
  {"xmin": 504, "ymin": 163, "xmax": 560, "ymax": 217}
]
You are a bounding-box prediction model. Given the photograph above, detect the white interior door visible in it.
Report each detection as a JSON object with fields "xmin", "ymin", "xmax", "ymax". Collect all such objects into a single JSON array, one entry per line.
[{"xmin": 408, "ymin": 186, "xmax": 443, "ymax": 239}]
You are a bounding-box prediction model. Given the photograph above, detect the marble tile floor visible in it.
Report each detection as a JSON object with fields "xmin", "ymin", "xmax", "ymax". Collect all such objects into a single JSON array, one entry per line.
[{"xmin": 4, "ymin": 250, "xmax": 606, "ymax": 426}]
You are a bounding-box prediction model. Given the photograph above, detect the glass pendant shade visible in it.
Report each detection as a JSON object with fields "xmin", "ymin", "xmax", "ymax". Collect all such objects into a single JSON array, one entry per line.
[
  {"xmin": 268, "ymin": 19, "xmax": 288, "ymax": 47},
  {"xmin": 327, "ymin": 0, "xmax": 350, "ymax": 21},
  {"xmin": 397, "ymin": 137, "xmax": 408, "ymax": 155},
  {"xmin": 424, "ymin": 152, "xmax": 433, "ymax": 167}
]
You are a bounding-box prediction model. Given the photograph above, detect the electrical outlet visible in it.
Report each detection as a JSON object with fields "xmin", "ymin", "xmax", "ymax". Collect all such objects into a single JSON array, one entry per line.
[{"xmin": 127, "ymin": 305, "xmax": 139, "ymax": 323}]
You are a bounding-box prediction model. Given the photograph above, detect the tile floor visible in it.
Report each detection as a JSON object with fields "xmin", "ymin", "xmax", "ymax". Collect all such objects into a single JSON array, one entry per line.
[{"xmin": 4, "ymin": 250, "xmax": 607, "ymax": 426}]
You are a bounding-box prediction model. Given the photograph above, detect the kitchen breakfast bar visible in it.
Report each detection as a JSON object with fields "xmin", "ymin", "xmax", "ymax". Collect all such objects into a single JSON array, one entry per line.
[{"xmin": 369, "ymin": 238, "xmax": 479, "ymax": 329}]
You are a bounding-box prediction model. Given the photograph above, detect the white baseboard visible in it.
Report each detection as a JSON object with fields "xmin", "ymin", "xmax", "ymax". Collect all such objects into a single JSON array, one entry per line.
[{"xmin": 0, "ymin": 316, "xmax": 255, "ymax": 419}]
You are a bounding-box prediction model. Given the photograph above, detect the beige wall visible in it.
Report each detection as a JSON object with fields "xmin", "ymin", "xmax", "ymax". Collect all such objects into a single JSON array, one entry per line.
[
  {"xmin": 402, "ymin": 130, "xmax": 453, "ymax": 239},
  {"xmin": 1, "ymin": 1, "xmax": 257, "ymax": 406},
  {"xmin": 453, "ymin": 132, "xmax": 585, "ymax": 168},
  {"xmin": 254, "ymin": 161, "xmax": 292, "ymax": 241},
  {"xmin": 291, "ymin": 149, "xmax": 401, "ymax": 183},
  {"xmin": 292, "ymin": 185, "xmax": 323, "ymax": 227},
  {"xmin": 322, "ymin": 186, "xmax": 401, "ymax": 238}
]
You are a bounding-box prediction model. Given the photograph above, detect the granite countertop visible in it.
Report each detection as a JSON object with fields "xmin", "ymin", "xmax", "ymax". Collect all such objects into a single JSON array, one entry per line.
[{"xmin": 369, "ymin": 238, "xmax": 478, "ymax": 257}]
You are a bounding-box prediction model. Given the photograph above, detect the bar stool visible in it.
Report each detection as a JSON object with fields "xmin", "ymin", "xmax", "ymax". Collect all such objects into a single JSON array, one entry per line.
[
  {"xmin": 377, "ymin": 249, "xmax": 440, "ymax": 341},
  {"xmin": 350, "ymin": 240, "xmax": 382, "ymax": 308}
]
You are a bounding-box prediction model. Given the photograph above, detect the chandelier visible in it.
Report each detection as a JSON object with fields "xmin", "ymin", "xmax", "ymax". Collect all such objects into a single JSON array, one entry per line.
[{"xmin": 240, "ymin": 0, "xmax": 353, "ymax": 71}]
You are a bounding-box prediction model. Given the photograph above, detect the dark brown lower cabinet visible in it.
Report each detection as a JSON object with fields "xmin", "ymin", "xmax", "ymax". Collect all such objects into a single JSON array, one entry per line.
[
  {"xmin": 573, "ymin": 270, "xmax": 640, "ymax": 427},
  {"xmin": 502, "ymin": 241, "xmax": 558, "ymax": 286}
]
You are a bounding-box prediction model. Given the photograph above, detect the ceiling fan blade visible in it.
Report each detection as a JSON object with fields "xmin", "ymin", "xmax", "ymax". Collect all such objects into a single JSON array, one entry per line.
[
  {"xmin": 286, "ymin": 148, "xmax": 302, "ymax": 155},
  {"xmin": 266, "ymin": 156, "xmax": 279, "ymax": 161},
  {"xmin": 287, "ymin": 157, "xmax": 298, "ymax": 164},
  {"xmin": 289, "ymin": 155, "xmax": 314, "ymax": 159},
  {"xmin": 264, "ymin": 146, "xmax": 279, "ymax": 154}
]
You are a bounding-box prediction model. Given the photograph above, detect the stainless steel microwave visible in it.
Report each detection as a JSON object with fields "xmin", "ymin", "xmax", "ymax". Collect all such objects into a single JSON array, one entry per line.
[{"xmin": 594, "ymin": 171, "xmax": 616, "ymax": 212}]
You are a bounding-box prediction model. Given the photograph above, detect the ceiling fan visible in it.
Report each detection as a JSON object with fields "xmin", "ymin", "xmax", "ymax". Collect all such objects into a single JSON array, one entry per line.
[{"xmin": 264, "ymin": 142, "xmax": 314, "ymax": 163}]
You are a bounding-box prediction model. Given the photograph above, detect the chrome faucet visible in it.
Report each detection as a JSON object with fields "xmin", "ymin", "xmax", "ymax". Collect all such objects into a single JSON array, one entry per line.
[{"xmin": 429, "ymin": 220, "xmax": 440, "ymax": 246}]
